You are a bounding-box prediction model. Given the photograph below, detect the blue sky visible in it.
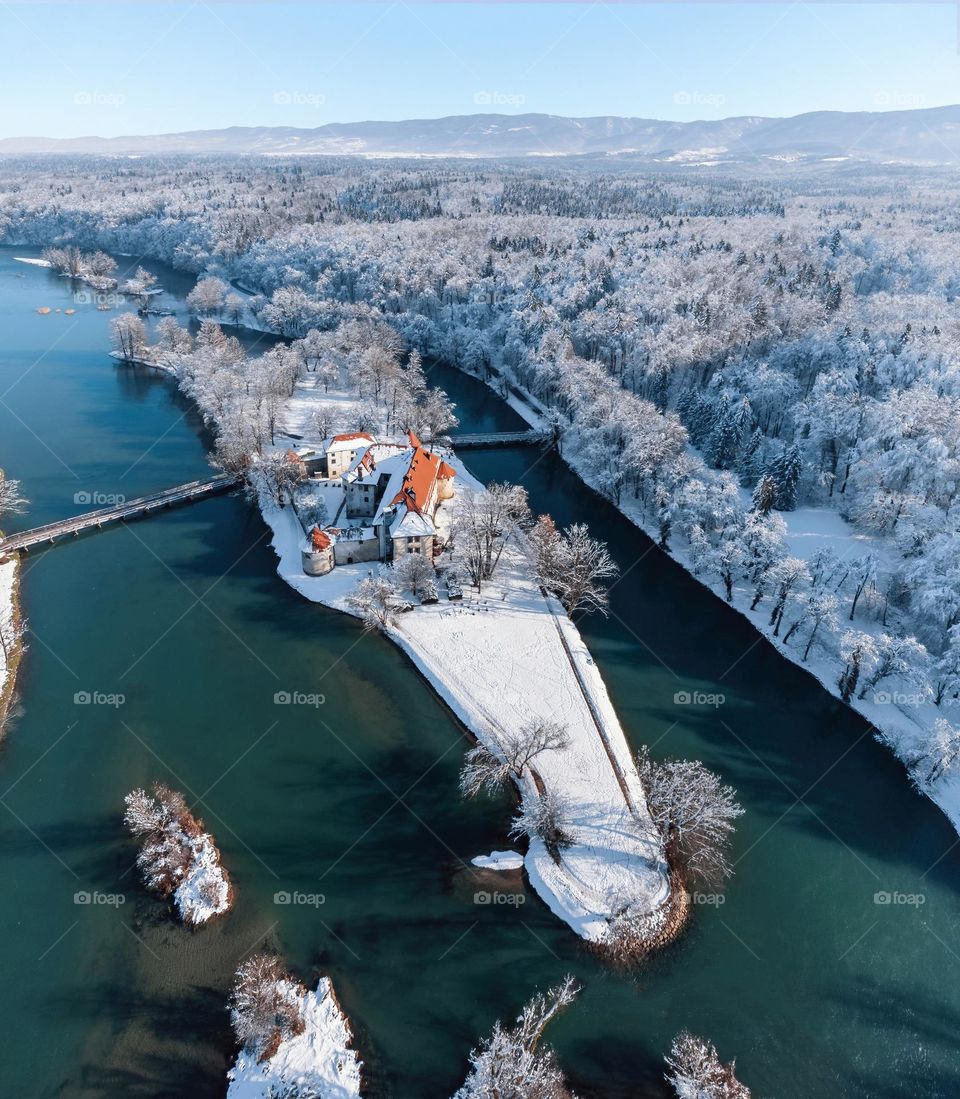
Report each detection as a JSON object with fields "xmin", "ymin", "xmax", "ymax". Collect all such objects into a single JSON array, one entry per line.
[{"xmin": 1, "ymin": 3, "xmax": 957, "ymax": 136}]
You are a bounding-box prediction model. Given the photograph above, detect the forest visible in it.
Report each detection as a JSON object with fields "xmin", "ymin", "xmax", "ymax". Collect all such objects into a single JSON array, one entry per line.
[{"xmin": 2, "ymin": 152, "xmax": 959, "ymax": 812}]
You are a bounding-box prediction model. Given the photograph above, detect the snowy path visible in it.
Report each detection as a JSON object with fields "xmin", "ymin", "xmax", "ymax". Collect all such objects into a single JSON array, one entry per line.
[
  {"xmin": 259, "ymin": 461, "xmax": 670, "ymax": 942},
  {"xmin": 0, "ymin": 556, "xmax": 20, "ymax": 723}
]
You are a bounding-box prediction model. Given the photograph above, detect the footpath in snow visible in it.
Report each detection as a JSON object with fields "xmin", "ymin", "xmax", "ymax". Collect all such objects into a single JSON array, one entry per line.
[
  {"xmin": 0, "ymin": 556, "xmax": 20, "ymax": 727},
  {"xmin": 261, "ymin": 458, "xmax": 670, "ymax": 943},
  {"xmin": 227, "ymin": 977, "xmax": 361, "ymax": 1099}
]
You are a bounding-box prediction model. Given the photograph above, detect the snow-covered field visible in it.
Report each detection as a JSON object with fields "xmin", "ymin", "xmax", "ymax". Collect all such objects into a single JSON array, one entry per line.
[
  {"xmin": 227, "ymin": 977, "xmax": 361, "ymax": 1099},
  {"xmin": 261, "ymin": 458, "xmax": 670, "ymax": 942}
]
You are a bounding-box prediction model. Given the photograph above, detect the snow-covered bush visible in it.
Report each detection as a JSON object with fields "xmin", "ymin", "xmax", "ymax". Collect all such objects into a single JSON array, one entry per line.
[
  {"xmin": 230, "ymin": 953, "xmax": 306, "ymax": 1064},
  {"xmin": 123, "ymin": 784, "xmax": 232, "ymax": 926},
  {"xmin": 637, "ymin": 748, "xmax": 744, "ymax": 887},
  {"xmin": 455, "ymin": 976, "xmax": 579, "ymax": 1099},
  {"xmin": 665, "ymin": 1030, "xmax": 752, "ymax": 1099}
]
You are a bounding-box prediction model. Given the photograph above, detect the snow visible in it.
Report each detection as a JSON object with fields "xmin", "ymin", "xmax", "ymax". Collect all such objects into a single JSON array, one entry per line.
[
  {"xmin": 260, "ymin": 459, "xmax": 670, "ymax": 943},
  {"xmin": 227, "ymin": 977, "xmax": 361, "ymax": 1099},
  {"xmin": 277, "ymin": 375, "xmax": 363, "ymax": 442},
  {"xmin": 472, "ymin": 850, "xmax": 524, "ymax": 870},
  {"xmin": 174, "ymin": 830, "xmax": 232, "ymax": 926},
  {"xmin": 0, "ymin": 556, "xmax": 18, "ymax": 709},
  {"xmin": 553, "ymin": 428, "xmax": 960, "ymax": 841},
  {"xmin": 13, "ymin": 256, "xmax": 51, "ymax": 268}
]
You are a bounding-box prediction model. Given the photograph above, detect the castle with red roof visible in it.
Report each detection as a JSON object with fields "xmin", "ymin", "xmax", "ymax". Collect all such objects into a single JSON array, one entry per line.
[{"xmin": 301, "ymin": 430, "xmax": 455, "ymax": 576}]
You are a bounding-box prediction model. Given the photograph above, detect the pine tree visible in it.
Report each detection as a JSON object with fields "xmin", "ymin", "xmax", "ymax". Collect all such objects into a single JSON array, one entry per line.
[
  {"xmin": 767, "ymin": 444, "xmax": 803, "ymax": 511},
  {"xmin": 751, "ymin": 474, "xmax": 778, "ymax": 516}
]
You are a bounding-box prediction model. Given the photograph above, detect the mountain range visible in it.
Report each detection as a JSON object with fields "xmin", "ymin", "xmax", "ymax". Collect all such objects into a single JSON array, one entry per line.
[{"xmin": 3, "ymin": 106, "xmax": 960, "ymax": 163}]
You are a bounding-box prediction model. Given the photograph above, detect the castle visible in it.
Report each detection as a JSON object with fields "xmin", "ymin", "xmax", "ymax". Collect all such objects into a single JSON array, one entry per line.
[{"xmin": 299, "ymin": 430, "xmax": 456, "ymax": 576}]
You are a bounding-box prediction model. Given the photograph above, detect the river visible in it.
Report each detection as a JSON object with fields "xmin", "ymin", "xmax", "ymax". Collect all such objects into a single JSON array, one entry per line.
[{"xmin": 0, "ymin": 245, "xmax": 958, "ymax": 1098}]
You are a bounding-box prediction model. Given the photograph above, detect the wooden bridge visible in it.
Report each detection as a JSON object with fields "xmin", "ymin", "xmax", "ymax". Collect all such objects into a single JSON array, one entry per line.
[
  {"xmin": 0, "ymin": 474, "xmax": 239, "ymax": 556},
  {"xmin": 448, "ymin": 429, "xmax": 550, "ymax": 449}
]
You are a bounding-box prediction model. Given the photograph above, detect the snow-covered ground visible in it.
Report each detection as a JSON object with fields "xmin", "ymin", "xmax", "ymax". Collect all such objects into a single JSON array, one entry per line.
[
  {"xmin": 261, "ymin": 458, "xmax": 670, "ymax": 942},
  {"xmin": 563, "ymin": 425, "xmax": 960, "ymax": 836},
  {"xmin": 227, "ymin": 977, "xmax": 361, "ymax": 1099},
  {"xmin": 174, "ymin": 830, "xmax": 233, "ymax": 927},
  {"xmin": 467, "ymin": 365, "xmax": 960, "ymax": 841},
  {"xmin": 0, "ymin": 556, "xmax": 19, "ymax": 722}
]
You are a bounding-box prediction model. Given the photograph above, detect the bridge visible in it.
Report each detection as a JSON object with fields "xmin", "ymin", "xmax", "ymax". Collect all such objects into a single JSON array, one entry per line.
[
  {"xmin": 0, "ymin": 474, "xmax": 239, "ymax": 556},
  {"xmin": 448, "ymin": 429, "xmax": 550, "ymax": 449}
]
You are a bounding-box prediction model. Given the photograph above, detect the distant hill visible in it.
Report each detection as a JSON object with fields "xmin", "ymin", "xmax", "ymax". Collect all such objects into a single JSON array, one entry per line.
[{"xmin": 4, "ymin": 106, "xmax": 960, "ymax": 163}]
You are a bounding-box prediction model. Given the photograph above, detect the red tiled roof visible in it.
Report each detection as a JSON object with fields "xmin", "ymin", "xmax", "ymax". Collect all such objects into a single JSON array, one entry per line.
[
  {"xmin": 390, "ymin": 446, "xmax": 456, "ymax": 515},
  {"xmin": 330, "ymin": 432, "xmax": 374, "ymax": 445},
  {"xmin": 310, "ymin": 526, "xmax": 332, "ymax": 551}
]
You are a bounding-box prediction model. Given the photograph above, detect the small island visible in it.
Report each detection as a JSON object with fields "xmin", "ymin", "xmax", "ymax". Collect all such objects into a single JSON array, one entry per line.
[
  {"xmin": 123, "ymin": 783, "xmax": 233, "ymax": 927},
  {"xmin": 226, "ymin": 953, "xmax": 361, "ymax": 1098}
]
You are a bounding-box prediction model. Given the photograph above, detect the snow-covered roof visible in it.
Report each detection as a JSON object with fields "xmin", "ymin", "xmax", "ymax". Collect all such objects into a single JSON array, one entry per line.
[
  {"xmin": 341, "ymin": 431, "xmax": 456, "ymax": 540},
  {"xmin": 326, "ymin": 432, "xmax": 375, "ymax": 452}
]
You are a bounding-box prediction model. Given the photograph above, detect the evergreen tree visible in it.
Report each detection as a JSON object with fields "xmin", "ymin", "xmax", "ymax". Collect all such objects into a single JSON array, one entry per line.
[
  {"xmin": 767, "ymin": 443, "xmax": 803, "ymax": 511},
  {"xmin": 751, "ymin": 474, "xmax": 778, "ymax": 516}
]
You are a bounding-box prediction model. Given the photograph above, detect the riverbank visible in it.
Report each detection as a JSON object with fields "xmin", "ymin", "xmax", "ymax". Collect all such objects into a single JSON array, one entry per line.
[
  {"xmin": 0, "ymin": 555, "xmax": 22, "ymax": 733},
  {"xmin": 473, "ymin": 364, "xmax": 960, "ymax": 834},
  {"xmin": 260, "ymin": 457, "xmax": 671, "ymax": 944}
]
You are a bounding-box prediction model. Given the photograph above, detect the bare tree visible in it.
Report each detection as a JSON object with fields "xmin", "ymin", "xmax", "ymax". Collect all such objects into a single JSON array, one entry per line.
[
  {"xmin": 846, "ymin": 553, "xmax": 877, "ymax": 621},
  {"xmin": 458, "ymin": 483, "xmax": 530, "ymax": 590},
  {"xmin": 110, "ymin": 313, "xmax": 148, "ymax": 362},
  {"xmin": 230, "ymin": 953, "xmax": 306, "ymax": 1063},
  {"xmin": 248, "ymin": 451, "xmax": 306, "ymax": 507},
  {"xmin": 911, "ymin": 718, "xmax": 960, "ymax": 788},
  {"xmin": 546, "ymin": 523, "xmax": 619, "ymax": 617},
  {"xmin": 460, "ymin": 721, "xmax": 571, "ymax": 798},
  {"xmin": 186, "ymin": 276, "xmax": 229, "ymax": 316},
  {"xmin": 665, "ymin": 1031, "xmax": 752, "ymax": 1099},
  {"xmin": 767, "ymin": 556, "xmax": 810, "ymax": 637},
  {"xmin": 391, "ymin": 553, "xmax": 435, "ymax": 598},
  {"xmin": 838, "ymin": 629, "xmax": 877, "ymax": 702},
  {"xmin": 637, "ymin": 747, "xmax": 744, "ymax": 886},
  {"xmin": 454, "ymin": 976, "xmax": 580, "ymax": 1099},
  {"xmin": 509, "ymin": 788, "xmax": 575, "ymax": 859},
  {"xmin": 529, "ymin": 515, "xmax": 563, "ymax": 584},
  {"xmin": 345, "ymin": 574, "xmax": 402, "ymax": 632}
]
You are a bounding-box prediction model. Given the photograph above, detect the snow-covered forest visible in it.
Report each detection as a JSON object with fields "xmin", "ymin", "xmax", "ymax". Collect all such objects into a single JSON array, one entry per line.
[{"xmin": 4, "ymin": 154, "xmax": 960, "ymax": 820}]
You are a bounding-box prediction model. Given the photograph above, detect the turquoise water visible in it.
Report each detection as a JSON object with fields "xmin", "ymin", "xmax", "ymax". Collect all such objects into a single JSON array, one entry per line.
[{"xmin": 0, "ymin": 247, "xmax": 958, "ymax": 1097}]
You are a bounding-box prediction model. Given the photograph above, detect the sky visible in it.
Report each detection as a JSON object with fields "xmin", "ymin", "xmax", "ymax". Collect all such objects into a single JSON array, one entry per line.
[{"xmin": 0, "ymin": 3, "xmax": 958, "ymax": 137}]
